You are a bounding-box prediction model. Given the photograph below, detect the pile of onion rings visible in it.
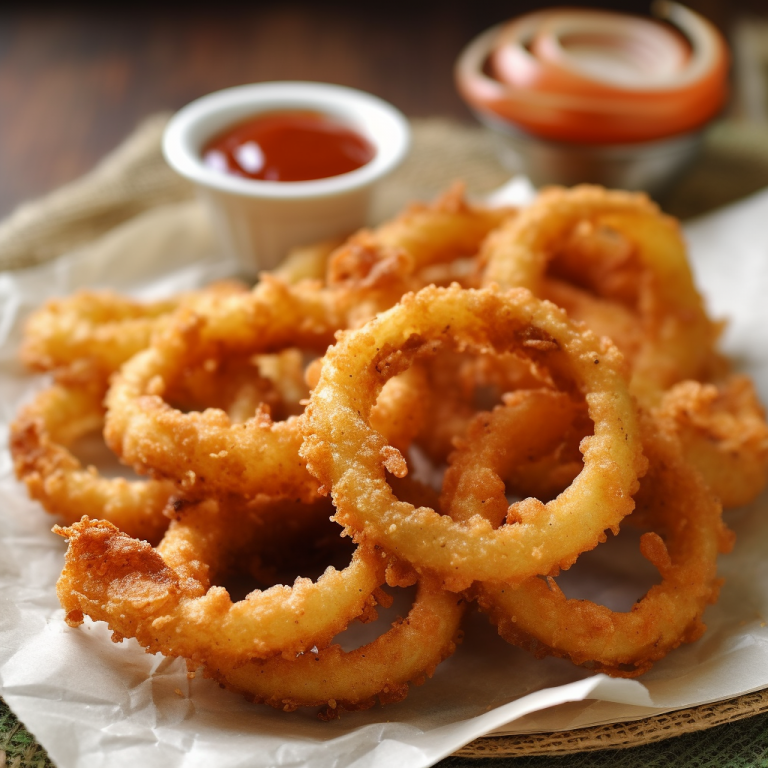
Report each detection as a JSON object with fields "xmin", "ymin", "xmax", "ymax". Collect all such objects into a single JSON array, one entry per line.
[{"xmin": 10, "ymin": 183, "xmax": 768, "ymax": 718}]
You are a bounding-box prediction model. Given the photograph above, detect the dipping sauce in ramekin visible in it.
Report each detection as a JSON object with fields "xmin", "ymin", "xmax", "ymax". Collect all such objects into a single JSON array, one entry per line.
[{"xmin": 202, "ymin": 111, "xmax": 376, "ymax": 182}]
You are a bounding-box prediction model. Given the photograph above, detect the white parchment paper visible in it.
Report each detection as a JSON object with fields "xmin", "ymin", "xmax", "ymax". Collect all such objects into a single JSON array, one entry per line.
[{"xmin": 1, "ymin": 189, "xmax": 768, "ymax": 768}]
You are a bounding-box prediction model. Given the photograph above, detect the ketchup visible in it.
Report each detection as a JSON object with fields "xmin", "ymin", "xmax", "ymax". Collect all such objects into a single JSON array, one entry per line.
[{"xmin": 202, "ymin": 110, "xmax": 375, "ymax": 182}]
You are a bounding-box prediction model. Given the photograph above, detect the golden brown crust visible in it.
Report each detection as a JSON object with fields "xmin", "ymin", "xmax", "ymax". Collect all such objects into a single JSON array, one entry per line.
[{"xmin": 9, "ymin": 182, "xmax": 767, "ymax": 717}]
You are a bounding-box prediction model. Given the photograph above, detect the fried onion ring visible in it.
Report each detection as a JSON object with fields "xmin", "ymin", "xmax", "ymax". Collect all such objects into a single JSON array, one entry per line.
[
  {"xmin": 413, "ymin": 349, "xmax": 551, "ymax": 466},
  {"xmin": 302, "ymin": 284, "xmax": 646, "ymax": 591},
  {"xmin": 55, "ymin": 505, "xmax": 386, "ymax": 666},
  {"xmin": 327, "ymin": 183, "xmax": 514, "ymax": 293},
  {"xmin": 653, "ymin": 375, "xmax": 768, "ymax": 508},
  {"xmin": 10, "ymin": 350, "xmax": 299, "ymax": 543},
  {"xmin": 11, "ymin": 378, "xmax": 174, "ymax": 544},
  {"xmin": 480, "ymin": 185, "xmax": 721, "ymax": 400},
  {"xmin": 474, "ymin": 422, "xmax": 732, "ymax": 677},
  {"xmin": 206, "ymin": 575, "xmax": 465, "ymax": 718},
  {"xmin": 103, "ymin": 278, "xmax": 345, "ymax": 501},
  {"xmin": 105, "ymin": 273, "xmax": 431, "ymax": 501},
  {"xmin": 440, "ymin": 388, "xmax": 585, "ymax": 528},
  {"xmin": 20, "ymin": 280, "xmax": 248, "ymax": 377}
]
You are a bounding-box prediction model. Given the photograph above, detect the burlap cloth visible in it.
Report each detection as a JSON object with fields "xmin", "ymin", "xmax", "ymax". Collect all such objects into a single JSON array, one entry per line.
[
  {"xmin": 4, "ymin": 113, "xmax": 768, "ymax": 272},
  {"xmin": 2, "ymin": 114, "xmax": 768, "ymax": 767}
]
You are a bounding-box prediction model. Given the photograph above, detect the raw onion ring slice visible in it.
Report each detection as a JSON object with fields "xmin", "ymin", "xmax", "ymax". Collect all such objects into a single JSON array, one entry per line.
[
  {"xmin": 455, "ymin": 3, "xmax": 728, "ymax": 144},
  {"xmin": 492, "ymin": 9, "xmax": 690, "ymax": 95}
]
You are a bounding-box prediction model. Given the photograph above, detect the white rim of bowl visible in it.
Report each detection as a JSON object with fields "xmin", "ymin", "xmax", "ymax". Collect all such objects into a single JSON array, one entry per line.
[{"xmin": 162, "ymin": 81, "xmax": 411, "ymax": 200}]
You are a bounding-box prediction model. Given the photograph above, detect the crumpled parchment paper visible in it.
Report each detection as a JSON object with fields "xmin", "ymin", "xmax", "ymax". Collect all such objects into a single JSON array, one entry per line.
[{"xmin": 1, "ymin": 186, "xmax": 767, "ymax": 768}]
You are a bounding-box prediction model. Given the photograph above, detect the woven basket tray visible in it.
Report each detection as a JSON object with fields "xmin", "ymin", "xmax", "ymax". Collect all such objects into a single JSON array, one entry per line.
[{"xmin": 457, "ymin": 688, "xmax": 768, "ymax": 758}]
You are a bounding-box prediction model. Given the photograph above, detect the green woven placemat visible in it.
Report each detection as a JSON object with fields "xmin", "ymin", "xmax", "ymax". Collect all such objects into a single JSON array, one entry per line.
[{"xmin": 0, "ymin": 698, "xmax": 54, "ymax": 768}]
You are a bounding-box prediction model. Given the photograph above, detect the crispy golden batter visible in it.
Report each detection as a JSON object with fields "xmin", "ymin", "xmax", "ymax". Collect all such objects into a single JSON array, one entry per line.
[
  {"xmin": 55, "ymin": 505, "xmax": 386, "ymax": 666},
  {"xmin": 10, "ymin": 377, "xmax": 174, "ymax": 544},
  {"xmin": 207, "ymin": 576, "xmax": 465, "ymax": 719},
  {"xmin": 480, "ymin": 185, "xmax": 723, "ymax": 402},
  {"xmin": 20, "ymin": 280, "xmax": 249, "ymax": 377},
  {"xmin": 468, "ymin": 413, "xmax": 731, "ymax": 676},
  {"xmin": 302, "ymin": 284, "xmax": 646, "ymax": 592},
  {"xmin": 12, "ymin": 183, "xmax": 768, "ymax": 717},
  {"xmin": 653, "ymin": 375, "xmax": 768, "ymax": 508}
]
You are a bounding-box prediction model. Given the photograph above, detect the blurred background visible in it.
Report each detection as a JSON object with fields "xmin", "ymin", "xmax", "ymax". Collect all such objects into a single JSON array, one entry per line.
[{"xmin": 2, "ymin": 0, "xmax": 768, "ymax": 218}]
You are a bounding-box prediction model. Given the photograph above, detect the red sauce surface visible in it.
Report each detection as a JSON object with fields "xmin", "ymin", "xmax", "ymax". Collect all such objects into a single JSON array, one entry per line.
[{"xmin": 202, "ymin": 110, "xmax": 375, "ymax": 182}]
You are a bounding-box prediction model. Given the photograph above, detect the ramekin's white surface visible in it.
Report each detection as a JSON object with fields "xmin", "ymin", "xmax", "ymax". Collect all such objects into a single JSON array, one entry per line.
[{"xmin": 163, "ymin": 82, "xmax": 410, "ymax": 274}]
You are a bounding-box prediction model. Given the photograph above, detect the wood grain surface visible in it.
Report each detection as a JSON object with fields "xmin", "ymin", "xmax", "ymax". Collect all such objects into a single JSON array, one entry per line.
[{"xmin": 1, "ymin": 0, "xmax": 765, "ymax": 218}]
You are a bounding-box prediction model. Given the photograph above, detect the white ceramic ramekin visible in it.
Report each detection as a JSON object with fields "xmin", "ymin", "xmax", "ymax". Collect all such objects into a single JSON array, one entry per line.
[{"xmin": 163, "ymin": 82, "xmax": 410, "ymax": 276}]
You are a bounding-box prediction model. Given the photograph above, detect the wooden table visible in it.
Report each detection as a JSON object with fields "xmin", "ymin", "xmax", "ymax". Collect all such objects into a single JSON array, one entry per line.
[{"xmin": 2, "ymin": 0, "xmax": 766, "ymax": 219}]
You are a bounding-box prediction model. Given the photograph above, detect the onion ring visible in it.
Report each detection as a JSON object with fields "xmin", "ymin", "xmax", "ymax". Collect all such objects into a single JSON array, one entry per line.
[
  {"xmin": 20, "ymin": 280, "xmax": 248, "ymax": 377},
  {"xmin": 414, "ymin": 349, "xmax": 551, "ymax": 466},
  {"xmin": 480, "ymin": 185, "xmax": 721, "ymax": 400},
  {"xmin": 206, "ymin": 575, "xmax": 465, "ymax": 718},
  {"xmin": 455, "ymin": 4, "xmax": 728, "ymax": 144},
  {"xmin": 473, "ymin": 420, "xmax": 732, "ymax": 676},
  {"xmin": 653, "ymin": 375, "xmax": 768, "ymax": 508},
  {"xmin": 10, "ymin": 352, "xmax": 297, "ymax": 543},
  {"xmin": 103, "ymin": 277, "xmax": 344, "ymax": 501},
  {"xmin": 327, "ymin": 184, "xmax": 514, "ymax": 309},
  {"xmin": 105, "ymin": 273, "xmax": 430, "ymax": 501},
  {"xmin": 55, "ymin": 503, "xmax": 387, "ymax": 666},
  {"xmin": 11, "ymin": 378, "xmax": 175, "ymax": 544},
  {"xmin": 302, "ymin": 284, "xmax": 646, "ymax": 591},
  {"xmin": 440, "ymin": 388, "xmax": 585, "ymax": 528}
]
